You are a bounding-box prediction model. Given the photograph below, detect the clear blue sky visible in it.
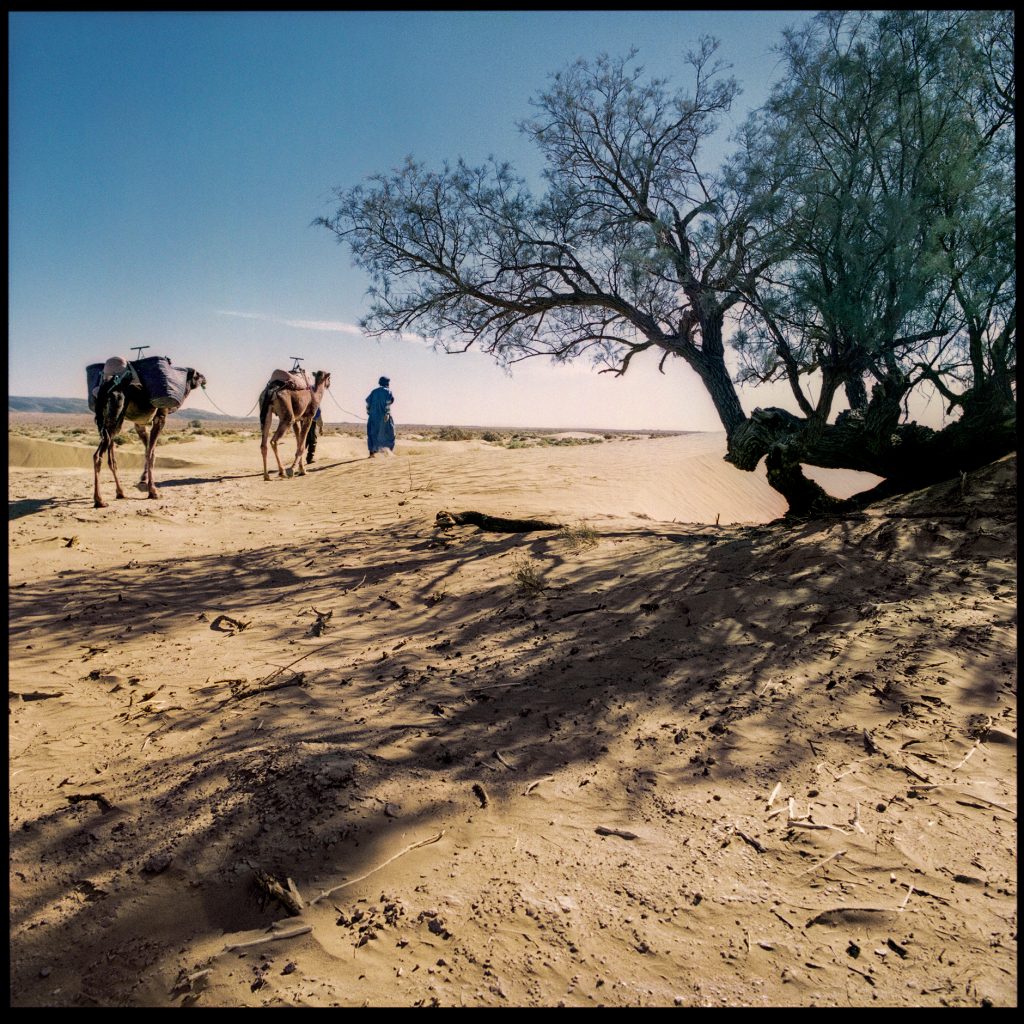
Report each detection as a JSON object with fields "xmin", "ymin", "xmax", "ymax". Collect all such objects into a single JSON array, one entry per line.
[{"xmin": 9, "ymin": 10, "xmax": 851, "ymax": 431}]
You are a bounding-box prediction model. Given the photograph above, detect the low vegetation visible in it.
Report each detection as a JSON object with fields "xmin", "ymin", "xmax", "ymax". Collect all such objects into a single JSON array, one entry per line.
[
  {"xmin": 509, "ymin": 553, "xmax": 545, "ymax": 595},
  {"xmin": 559, "ymin": 523, "xmax": 599, "ymax": 550}
]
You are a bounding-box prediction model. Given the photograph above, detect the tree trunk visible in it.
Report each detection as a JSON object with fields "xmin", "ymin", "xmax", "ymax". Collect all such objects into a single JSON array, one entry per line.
[
  {"xmin": 684, "ymin": 313, "xmax": 748, "ymax": 435},
  {"xmin": 726, "ymin": 392, "xmax": 1016, "ymax": 518}
]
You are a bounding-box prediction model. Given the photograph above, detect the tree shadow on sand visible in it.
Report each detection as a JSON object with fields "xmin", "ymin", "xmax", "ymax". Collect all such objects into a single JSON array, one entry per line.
[
  {"xmin": 9, "ymin": 496, "xmax": 82, "ymax": 519},
  {"xmin": 8, "ymin": 457, "xmax": 1017, "ymax": 1005}
]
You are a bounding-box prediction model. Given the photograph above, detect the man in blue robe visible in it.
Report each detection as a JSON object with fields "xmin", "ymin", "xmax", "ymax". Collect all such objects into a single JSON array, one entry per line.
[{"xmin": 366, "ymin": 376, "xmax": 395, "ymax": 457}]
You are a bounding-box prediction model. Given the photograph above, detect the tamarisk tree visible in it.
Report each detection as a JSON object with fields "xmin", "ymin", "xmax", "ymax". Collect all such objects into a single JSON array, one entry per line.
[
  {"xmin": 319, "ymin": 14, "xmax": 1015, "ymax": 518},
  {"xmin": 318, "ymin": 43, "xmax": 759, "ymax": 439}
]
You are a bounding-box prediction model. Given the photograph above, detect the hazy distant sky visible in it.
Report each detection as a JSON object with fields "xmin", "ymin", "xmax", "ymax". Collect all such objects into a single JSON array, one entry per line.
[{"xmin": 9, "ymin": 8, "xmax": 912, "ymax": 431}]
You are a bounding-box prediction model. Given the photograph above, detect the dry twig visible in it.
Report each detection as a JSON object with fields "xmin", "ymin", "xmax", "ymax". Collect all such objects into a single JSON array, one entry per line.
[
  {"xmin": 224, "ymin": 925, "xmax": 312, "ymax": 953},
  {"xmin": 524, "ymin": 776, "xmax": 555, "ymax": 796},
  {"xmin": 793, "ymin": 849, "xmax": 848, "ymax": 878},
  {"xmin": 898, "ymin": 884, "xmax": 915, "ymax": 912},
  {"xmin": 309, "ymin": 830, "xmax": 445, "ymax": 905},
  {"xmin": 734, "ymin": 828, "xmax": 767, "ymax": 853}
]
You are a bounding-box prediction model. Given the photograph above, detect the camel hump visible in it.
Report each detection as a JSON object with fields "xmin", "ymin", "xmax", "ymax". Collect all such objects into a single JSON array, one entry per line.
[
  {"xmin": 269, "ymin": 368, "xmax": 313, "ymax": 390},
  {"xmin": 103, "ymin": 356, "xmax": 130, "ymax": 378}
]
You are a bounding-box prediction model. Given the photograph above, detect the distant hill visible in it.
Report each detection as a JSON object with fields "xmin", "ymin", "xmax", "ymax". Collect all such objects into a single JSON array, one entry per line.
[{"xmin": 8, "ymin": 397, "xmax": 244, "ymax": 420}]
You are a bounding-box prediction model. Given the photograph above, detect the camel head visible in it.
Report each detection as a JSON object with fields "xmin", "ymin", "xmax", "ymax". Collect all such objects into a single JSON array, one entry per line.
[
  {"xmin": 185, "ymin": 368, "xmax": 207, "ymax": 393},
  {"xmin": 314, "ymin": 370, "xmax": 331, "ymax": 391}
]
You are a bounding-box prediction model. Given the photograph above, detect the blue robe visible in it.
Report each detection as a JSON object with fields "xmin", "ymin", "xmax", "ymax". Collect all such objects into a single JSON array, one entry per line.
[{"xmin": 366, "ymin": 386, "xmax": 395, "ymax": 453}]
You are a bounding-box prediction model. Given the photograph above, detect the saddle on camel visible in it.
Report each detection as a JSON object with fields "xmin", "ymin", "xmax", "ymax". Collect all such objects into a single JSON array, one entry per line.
[
  {"xmin": 87, "ymin": 354, "xmax": 206, "ymax": 508},
  {"xmin": 258, "ymin": 367, "xmax": 331, "ymax": 480}
]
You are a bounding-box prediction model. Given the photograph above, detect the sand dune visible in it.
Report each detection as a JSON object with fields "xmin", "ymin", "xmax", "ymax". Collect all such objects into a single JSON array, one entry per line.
[
  {"xmin": 9, "ymin": 434, "xmax": 198, "ymax": 470},
  {"xmin": 8, "ymin": 426, "xmax": 1016, "ymax": 1008},
  {"xmin": 9, "ymin": 429, "xmax": 880, "ymax": 523}
]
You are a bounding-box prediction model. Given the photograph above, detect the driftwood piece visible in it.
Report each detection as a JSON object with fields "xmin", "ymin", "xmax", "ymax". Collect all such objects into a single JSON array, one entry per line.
[
  {"xmin": 210, "ymin": 614, "xmax": 251, "ymax": 634},
  {"xmin": 66, "ymin": 792, "xmax": 115, "ymax": 812},
  {"xmin": 253, "ymin": 868, "xmax": 305, "ymax": 916},
  {"xmin": 595, "ymin": 826, "xmax": 638, "ymax": 840},
  {"xmin": 435, "ymin": 510, "xmax": 562, "ymax": 532},
  {"xmin": 171, "ymin": 967, "xmax": 213, "ymax": 997}
]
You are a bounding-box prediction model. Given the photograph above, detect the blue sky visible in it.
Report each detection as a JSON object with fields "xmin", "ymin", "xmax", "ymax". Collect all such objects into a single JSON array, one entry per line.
[{"xmin": 9, "ymin": 9, "xmax": 843, "ymax": 430}]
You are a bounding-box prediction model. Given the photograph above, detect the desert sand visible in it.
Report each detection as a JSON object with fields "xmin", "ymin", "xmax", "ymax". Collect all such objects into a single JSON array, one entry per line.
[{"xmin": 8, "ymin": 417, "xmax": 1017, "ymax": 1007}]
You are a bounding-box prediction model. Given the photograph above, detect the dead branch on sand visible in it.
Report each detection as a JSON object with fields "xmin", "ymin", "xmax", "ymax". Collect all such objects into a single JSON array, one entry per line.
[{"xmin": 309, "ymin": 830, "xmax": 446, "ymax": 905}]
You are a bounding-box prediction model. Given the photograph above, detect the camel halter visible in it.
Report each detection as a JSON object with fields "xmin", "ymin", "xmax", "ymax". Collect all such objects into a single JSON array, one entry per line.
[
  {"xmin": 325, "ymin": 388, "xmax": 367, "ymax": 421},
  {"xmin": 195, "ymin": 382, "xmax": 238, "ymax": 418}
]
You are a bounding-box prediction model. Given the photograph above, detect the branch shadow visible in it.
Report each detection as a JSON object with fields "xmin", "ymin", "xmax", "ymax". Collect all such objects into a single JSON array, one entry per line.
[
  {"xmin": 8, "ymin": 457, "xmax": 1017, "ymax": 1004},
  {"xmin": 9, "ymin": 497, "xmax": 64, "ymax": 520}
]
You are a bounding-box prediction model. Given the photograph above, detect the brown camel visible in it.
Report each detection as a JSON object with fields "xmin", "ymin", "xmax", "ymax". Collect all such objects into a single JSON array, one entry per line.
[
  {"xmin": 92, "ymin": 364, "xmax": 207, "ymax": 508},
  {"xmin": 259, "ymin": 370, "xmax": 331, "ymax": 480}
]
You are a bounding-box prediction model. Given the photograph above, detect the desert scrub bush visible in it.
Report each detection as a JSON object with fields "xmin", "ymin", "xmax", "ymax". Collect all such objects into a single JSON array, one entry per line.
[
  {"xmin": 434, "ymin": 426, "xmax": 476, "ymax": 441},
  {"xmin": 559, "ymin": 523, "xmax": 599, "ymax": 549},
  {"xmin": 480, "ymin": 430, "xmax": 505, "ymax": 443},
  {"xmin": 538, "ymin": 436, "xmax": 601, "ymax": 447},
  {"xmin": 503, "ymin": 435, "xmax": 534, "ymax": 448},
  {"xmin": 510, "ymin": 554, "xmax": 546, "ymax": 595}
]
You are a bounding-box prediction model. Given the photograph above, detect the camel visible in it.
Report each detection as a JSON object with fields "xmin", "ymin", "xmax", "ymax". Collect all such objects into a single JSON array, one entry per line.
[
  {"xmin": 259, "ymin": 370, "xmax": 331, "ymax": 480},
  {"xmin": 92, "ymin": 364, "xmax": 207, "ymax": 508}
]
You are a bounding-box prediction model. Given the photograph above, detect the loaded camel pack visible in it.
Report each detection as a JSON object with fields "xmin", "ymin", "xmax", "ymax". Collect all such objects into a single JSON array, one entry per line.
[{"xmin": 86, "ymin": 354, "xmax": 206, "ymax": 508}]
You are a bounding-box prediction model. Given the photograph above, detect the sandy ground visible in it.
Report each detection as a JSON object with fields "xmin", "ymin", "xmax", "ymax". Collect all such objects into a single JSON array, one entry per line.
[{"xmin": 8, "ymin": 423, "xmax": 1017, "ymax": 1007}]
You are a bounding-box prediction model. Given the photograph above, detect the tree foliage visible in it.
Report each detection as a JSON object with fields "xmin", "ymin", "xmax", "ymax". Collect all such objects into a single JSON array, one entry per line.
[{"xmin": 722, "ymin": 10, "xmax": 1015, "ymax": 509}]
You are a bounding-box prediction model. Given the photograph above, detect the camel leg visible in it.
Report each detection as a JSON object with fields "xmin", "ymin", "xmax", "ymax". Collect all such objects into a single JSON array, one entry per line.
[
  {"xmin": 106, "ymin": 435, "xmax": 128, "ymax": 500},
  {"xmin": 93, "ymin": 437, "xmax": 111, "ymax": 508},
  {"xmin": 295, "ymin": 419, "xmax": 313, "ymax": 476},
  {"xmin": 290, "ymin": 418, "xmax": 310, "ymax": 477},
  {"xmin": 143, "ymin": 411, "xmax": 166, "ymax": 499},
  {"xmin": 134, "ymin": 423, "xmax": 150, "ymax": 489},
  {"xmin": 270, "ymin": 415, "xmax": 291, "ymax": 478},
  {"xmin": 261, "ymin": 412, "xmax": 273, "ymax": 481},
  {"xmin": 92, "ymin": 388, "xmax": 128, "ymax": 507}
]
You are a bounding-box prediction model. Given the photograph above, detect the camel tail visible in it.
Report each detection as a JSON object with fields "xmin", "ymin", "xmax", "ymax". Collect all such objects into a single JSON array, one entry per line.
[{"xmin": 258, "ymin": 386, "xmax": 274, "ymax": 432}]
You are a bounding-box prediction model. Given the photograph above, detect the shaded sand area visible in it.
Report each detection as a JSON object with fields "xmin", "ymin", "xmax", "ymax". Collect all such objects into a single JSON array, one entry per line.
[{"xmin": 8, "ymin": 424, "xmax": 1017, "ymax": 1007}]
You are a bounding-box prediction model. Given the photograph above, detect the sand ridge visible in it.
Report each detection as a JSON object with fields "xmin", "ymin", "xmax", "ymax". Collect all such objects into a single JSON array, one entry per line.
[{"xmin": 8, "ymin": 425, "xmax": 1017, "ymax": 1007}]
